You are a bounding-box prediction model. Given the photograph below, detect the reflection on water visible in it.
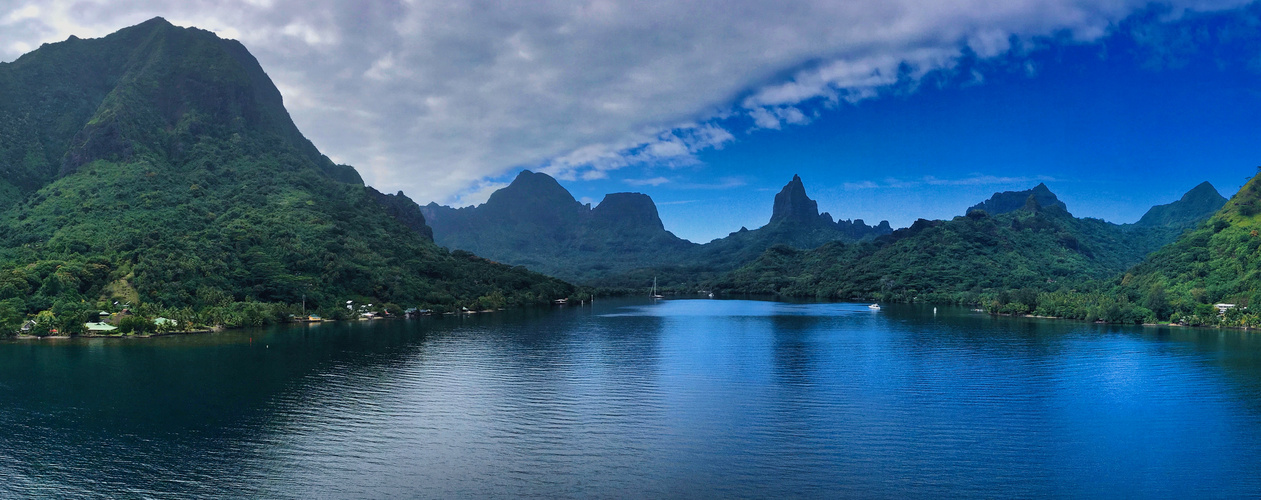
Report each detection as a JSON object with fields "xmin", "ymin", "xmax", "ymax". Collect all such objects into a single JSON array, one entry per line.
[{"xmin": 2, "ymin": 299, "xmax": 1260, "ymax": 498}]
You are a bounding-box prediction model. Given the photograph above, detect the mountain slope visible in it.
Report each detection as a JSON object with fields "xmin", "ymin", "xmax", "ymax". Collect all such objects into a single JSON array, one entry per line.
[
  {"xmin": 422, "ymin": 171, "xmax": 891, "ymax": 285},
  {"xmin": 967, "ymin": 183, "xmax": 1068, "ymax": 216},
  {"xmin": 0, "ymin": 18, "xmax": 571, "ymax": 334},
  {"xmin": 1131, "ymin": 181, "xmax": 1227, "ymax": 229},
  {"xmin": 1112, "ymin": 173, "xmax": 1261, "ymax": 322},
  {"xmin": 422, "ymin": 170, "xmax": 697, "ymax": 283},
  {"xmin": 716, "ymin": 182, "xmax": 1221, "ymax": 302}
]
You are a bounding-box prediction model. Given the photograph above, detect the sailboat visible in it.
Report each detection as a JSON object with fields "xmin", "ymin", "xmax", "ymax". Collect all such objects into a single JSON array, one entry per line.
[{"xmin": 651, "ymin": 277, "xmax": 665, "ymax": 299}]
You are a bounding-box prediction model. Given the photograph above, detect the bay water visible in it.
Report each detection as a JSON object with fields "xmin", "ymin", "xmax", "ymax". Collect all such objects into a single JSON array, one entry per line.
[{"xmin": 1, "ymin": 299, "xmax": 1259, "ymax": 498}]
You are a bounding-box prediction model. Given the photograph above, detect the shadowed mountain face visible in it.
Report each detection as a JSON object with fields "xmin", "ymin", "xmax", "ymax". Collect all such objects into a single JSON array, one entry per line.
[
  {"xmin": 771, "ymin": 175, "xmax": 821, "ymax": 224},
  {"xmin": 591, "ymin": 193, "xmax": 667, "ymax": 232},
  {"xmin": 1133, "ymin": 181, "xmax": 1227, "ymax": 228},
  {"xmin": 968, "ymin": 183, "xmax": 1069, "ymax": 216},
  {"xmin": 422, "ymin": 171, "xmax": 695, "ymax": 283},
  {"xmin": 0, "ymin": 18, "xmax": 571, "ymax": 327},
  {"xmin": 422, "ymin": 172, "xmax": 891, "ymax": 285}
]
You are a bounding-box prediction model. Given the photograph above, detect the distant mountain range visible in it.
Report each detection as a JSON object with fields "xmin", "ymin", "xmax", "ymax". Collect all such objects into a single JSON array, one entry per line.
[{"xmin": 422, "ymin": 171, "xmax": 891, "ymax": 284}]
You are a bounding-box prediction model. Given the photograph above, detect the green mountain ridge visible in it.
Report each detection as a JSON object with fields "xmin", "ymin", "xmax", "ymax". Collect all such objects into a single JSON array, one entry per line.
[
  {"xmin": 0, "ymin": 18, "xmax": 571, "ymax": 336},
  {"xmin": 1109, "ymin": 172, "xmax": 1261, "ymax": 324},
  {"xmin": 715, "ymin": 182, "xmax": 1227, "ymax": 303},
  {"xmin": 1130, "ymin": 181, "xmax": 1227, "ymax": 228}
]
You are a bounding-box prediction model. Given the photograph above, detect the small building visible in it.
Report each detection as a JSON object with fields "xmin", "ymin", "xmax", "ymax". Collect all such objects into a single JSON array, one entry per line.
[
  {"xmin": 153, "ymin": 317, "xmax": 179, "ymax": 328},
  {"xmin": 20, "ymin": 320, "xmax": 35, "ymax": 332},
  {"xmin": 1215, "ymin": 303, "xmax": 1237, "ymax": 315},
  {"xmin": 85, "ymin": 322, "xmax": 118, "ymax": 333}
]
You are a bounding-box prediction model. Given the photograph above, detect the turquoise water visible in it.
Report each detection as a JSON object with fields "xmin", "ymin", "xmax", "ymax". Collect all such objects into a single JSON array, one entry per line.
[{"xmin": 1, "ymin": 299, "xmax": 1260, "ymax": 498}]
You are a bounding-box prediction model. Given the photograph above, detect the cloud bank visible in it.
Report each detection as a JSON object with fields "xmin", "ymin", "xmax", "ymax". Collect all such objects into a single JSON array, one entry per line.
[{"xmin": 0, "ymin": 0, "xmax": 1249, "ymax": 205}]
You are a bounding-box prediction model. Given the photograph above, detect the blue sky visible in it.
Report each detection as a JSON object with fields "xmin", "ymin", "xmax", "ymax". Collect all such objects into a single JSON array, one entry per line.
[
  {"xmin": 2, "ymin": 1, "xmax": 1258, "ymax": 243},
  {"xmin": 556, "ymin": 4, "xmax": 1261, "ymax": 241}
]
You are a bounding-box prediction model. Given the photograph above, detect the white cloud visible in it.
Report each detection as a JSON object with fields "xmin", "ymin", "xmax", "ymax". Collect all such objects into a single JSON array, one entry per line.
[
  {"xmin": 624, "ymin": 177, "xmax": 670, "ymax": 187},
  {"xmin": 0, "ymin": 0, "xmax": 1248, "ymax": 205},
  {"xmin": 676, "ymin": 177, "xmax": 746, "ymax": 190},
  {"xmin": 449, "ymin": 180, "xmax": 507, "ymax": 207}
]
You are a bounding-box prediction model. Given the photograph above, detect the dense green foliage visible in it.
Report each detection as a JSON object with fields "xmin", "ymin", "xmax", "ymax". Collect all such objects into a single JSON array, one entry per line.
[
  {"xmin": 1098, "ymin": 171, "xmax": 1261, "ymax": 326},
  {"xmin": 713, "ymin": 186, "xmax": 1224, "ymax": 317},
  {"xmin": 969, "ymin": 174, "xmax": 1258, "ymax": 327},
  {"xmin": 0, "ymin": 18, "xmax": 572, "ymax": 336}
]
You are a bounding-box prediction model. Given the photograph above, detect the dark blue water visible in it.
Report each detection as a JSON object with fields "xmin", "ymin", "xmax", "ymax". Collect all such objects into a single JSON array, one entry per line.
[{"xmin": 1, "ymin": 299, "xmax": 1259, "ymax": 498}]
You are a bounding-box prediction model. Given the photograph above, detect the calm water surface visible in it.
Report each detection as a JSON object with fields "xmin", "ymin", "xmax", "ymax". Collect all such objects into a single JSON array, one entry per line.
[{"xmin": 2, "ymin": 299, "xmax": 1260, "ymax": 498}]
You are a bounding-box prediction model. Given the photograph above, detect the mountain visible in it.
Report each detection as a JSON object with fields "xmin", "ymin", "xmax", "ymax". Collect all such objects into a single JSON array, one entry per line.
[
  {"xmin": 1131, "ymin": 181, "xmax": 1227, "ymax": 228},
  {"xmin": 1108, "ymin": 173, "xmax": 1261, "ymax": 324},
  {"xmin": 422, "ymin": 171, "xmax": 891, "ymax": 285},
  {"xmin": 769, "ymin": 174, "xmax": 892, "ymax": 239},
  {"xmin": 0, "ymin": 18, "xmax": 571, "ymax": 335},
  {"xmin": 716, "ymin": 182, "xmax": 1221, "ymax": 303},
  {"xmin": 770, "ymin": 174, "xmax": 821, "ymax": 224},
  {"xmin": 422, "ymin": 170, "xmax": 696, "ymax": 283},
  {"xmin": 967, "ymin": 183, "xmax": 1069, "ymax": 216}
]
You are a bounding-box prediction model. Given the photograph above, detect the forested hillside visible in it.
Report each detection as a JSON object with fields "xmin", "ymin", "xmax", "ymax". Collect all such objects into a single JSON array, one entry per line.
[
  {"xmin": 1102, "ymin": 171, "xmax": 1261, "ymax": 325},
  {"xmin": 0, "ymin": 18, "xmax": 571, "ymax": 336},
  {"xmin": 714, "ymin": 182, "xmax": 1226, "ymax": 307}
]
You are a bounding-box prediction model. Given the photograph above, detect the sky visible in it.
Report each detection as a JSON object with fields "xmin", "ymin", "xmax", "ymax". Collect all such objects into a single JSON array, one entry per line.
[{"xmin": 1, "ymin": 0, "xmax": 1259, "ymax": 242}]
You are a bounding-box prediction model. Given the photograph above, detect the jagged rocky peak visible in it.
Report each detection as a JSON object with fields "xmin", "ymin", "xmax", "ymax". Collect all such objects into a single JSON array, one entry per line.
[
  {"xmin": 591, "ymin": 192, "xmax": 665, "ymax": 231},
  {"xmin": 968, "ymin": 183, "xmax": 1069, "ymax": 216},
  {"xmin": 770, "ymin": 174, "xmax": 821, "ymax": 224}
]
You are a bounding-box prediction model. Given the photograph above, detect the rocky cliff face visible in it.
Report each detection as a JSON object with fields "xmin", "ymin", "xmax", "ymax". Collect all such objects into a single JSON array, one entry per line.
[
  {"xmin": 591, "ymin": 192, "xmax": 666, "ymax": 232},
  {"xmin": 770, "ymin": 175, "xmax": 821, "ymax": 224},
  {"xmin": 367, "ymin": 188, "xmax": 434, "ymax": 241},
  {"xmin": 968, "ymin": 183, "xmax": 1069, "ymax": 216}
]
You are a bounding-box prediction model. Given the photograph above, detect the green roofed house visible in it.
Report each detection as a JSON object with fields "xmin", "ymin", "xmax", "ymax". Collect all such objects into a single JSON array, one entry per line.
[{"xmin": 86, "ymin": 322, "xmax": 118, "ymax": 333}]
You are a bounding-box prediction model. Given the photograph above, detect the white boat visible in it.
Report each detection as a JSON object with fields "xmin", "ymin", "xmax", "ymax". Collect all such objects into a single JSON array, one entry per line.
[
  {"xmin": 868, "ymin": 304, "xmax": 881, "ymax": 310},
  {"xmin": 651, "ymin": 277, "xmax": 665, "ymax": 299}
]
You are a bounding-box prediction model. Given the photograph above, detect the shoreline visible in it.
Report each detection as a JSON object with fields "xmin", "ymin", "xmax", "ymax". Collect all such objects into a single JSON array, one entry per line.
[
  {"xmin": 983, "ymin": 310, "xmax": 1254, "ymax": 332},
  {"xmin": 3, "ymin": 310, "xmax": 507, "ymax": 341},
  {"xmin": 12, "ymin": 328, "xmax": 220, "ymax": 340}
]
